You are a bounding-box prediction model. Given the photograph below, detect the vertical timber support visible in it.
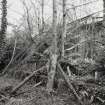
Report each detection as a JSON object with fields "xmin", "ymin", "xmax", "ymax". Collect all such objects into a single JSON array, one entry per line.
[{"xmin": 47, "ymin": 0, "xmax": 58, "ymax": 92}]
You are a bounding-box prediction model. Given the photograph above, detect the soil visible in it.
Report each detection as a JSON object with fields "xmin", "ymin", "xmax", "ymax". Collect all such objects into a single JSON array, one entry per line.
[{"xmin": 0, "ymin": 76, "xmax": 78, "ymax": 105}]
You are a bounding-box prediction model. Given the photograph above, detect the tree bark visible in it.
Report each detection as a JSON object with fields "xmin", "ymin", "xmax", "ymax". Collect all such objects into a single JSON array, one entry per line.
[
  {"xmin": 0, "ymin": 0, "xmax": 7, "ymax": 60},
  {"xmin": 103, "ymin": 0, "xmax": 105, "ymax": 21},
  {"xmin": 103, "ymin": 0, "xmax": 105, "ymax": 28},
  {"xmin": 47, "ymin": 0, "xmax": 58, "ymax": 91},
  {"xmin": 41, "ymin": 0, "xmax": 44, "ymax": 33},
  {"xmin": 61, "ymin": 0, "xmax": 66, "ymax": 58}
]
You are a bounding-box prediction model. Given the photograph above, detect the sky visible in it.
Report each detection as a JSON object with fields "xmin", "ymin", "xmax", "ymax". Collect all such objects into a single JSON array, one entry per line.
[
  {"xmin": 5, "ymin": 0, "xmax": 104, "ymax": 33},
  {"xmin": 8, "ymin": 0, "xmax": 24, "ymax": 24}
]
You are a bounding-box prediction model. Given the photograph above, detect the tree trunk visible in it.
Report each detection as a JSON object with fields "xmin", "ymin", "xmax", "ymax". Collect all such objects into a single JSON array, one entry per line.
[
  {"xmin": 103, "ymin": 0, "xmax": 105, "ymax": 28},
  {"xmin": 0, "ymin": 0, "xmax": 7, "ymax": 60},
  {"xmin": 61, "ymin": 0, "xmax": 66, "ymax": 58},
  {"xmin": 58, "ymin": 0, "xmax": 66, "ymax": 60},
  {"xmin": 47, "ymin": 0, "xmax": 58, "ymax": 91},
  {"xmin": 103, "ymin": 0, "xmax": 105, "ymax": 21},
  {"xmin": 41, "ymin": 0, "xmax": 44, "ymax": 33}
]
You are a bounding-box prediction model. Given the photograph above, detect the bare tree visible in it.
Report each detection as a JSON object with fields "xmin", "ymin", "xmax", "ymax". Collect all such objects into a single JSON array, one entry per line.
[
  {"xmin": 22, "ymin": 1, "xmax": 35, "ymax": 44},
  {"xmin": 47, "ymin": 0, "xmax": 58, "ymax": 91},
  {"xmin": 30, "ymin": 0, "xmax": 41, "ymax": 36}
]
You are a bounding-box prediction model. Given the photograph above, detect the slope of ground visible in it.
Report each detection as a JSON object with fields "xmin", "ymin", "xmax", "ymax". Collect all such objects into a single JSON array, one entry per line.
[{"xmin": 0, "ymin": 75, "xmax": 79, "ymax": 105}]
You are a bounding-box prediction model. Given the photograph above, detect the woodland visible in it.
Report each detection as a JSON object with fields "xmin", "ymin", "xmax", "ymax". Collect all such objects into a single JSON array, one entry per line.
[{"xmin": 0, "ymin": 0, "xmax": 105, "ymax": 105}]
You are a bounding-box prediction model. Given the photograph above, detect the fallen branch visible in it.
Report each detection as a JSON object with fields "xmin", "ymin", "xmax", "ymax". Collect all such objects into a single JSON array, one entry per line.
[
  {"xmin": 33, "ymin": 81, "xmax": 42, "ymax": 87},
  {"xmin": 67, "ymin": 0, "xmax": 98, "ymax": 10},
  {"xmin": 0, "ymin": 94, "xmax": 9, "ymax": 102},
  {"xmin": 57, "ymin": 63, "xmax": 83, "ymax": 105},
  {"xmin": 12, "ymin": 81, "xmax": 42, "ymax": 97},
  {"xmin": 68, "ymin": 9, "xmax": 103, "ymax": 25},
  {"xmin": 11, "ymin": 66, "xmax": 46, "ymax": 94},
  {"xmin": 96, "ymin": 97, "xmax": 105, "ymax": 103},
  {"xmin": 65, "ymin": 39, "xmax": 89, "ymax": 51}
]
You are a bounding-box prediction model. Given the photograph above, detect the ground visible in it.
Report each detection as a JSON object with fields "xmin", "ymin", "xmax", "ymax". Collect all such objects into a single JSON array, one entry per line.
[
  {"xmin": 0, "ymin": 75, "xmax": 78, "ymax": 105},
  {"xmin": 0, "ymin": 61, "xmax": 105, "ymax": 105}
]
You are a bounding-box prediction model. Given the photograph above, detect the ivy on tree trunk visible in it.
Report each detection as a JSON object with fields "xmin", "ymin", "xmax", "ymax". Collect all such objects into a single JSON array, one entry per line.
[{"xmin": 0, "ymin": 0, "xmax": 7, "ymax": 60}]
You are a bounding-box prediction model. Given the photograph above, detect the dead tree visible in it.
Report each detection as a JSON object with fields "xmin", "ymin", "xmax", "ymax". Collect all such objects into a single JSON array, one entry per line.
[
  {"xmin": 0, "ymin": 0, "xmax": 7, "ymax": 60},
  {"xmin": 47, "ymin": 0, "xmax": 58, "ymax": 91}
]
